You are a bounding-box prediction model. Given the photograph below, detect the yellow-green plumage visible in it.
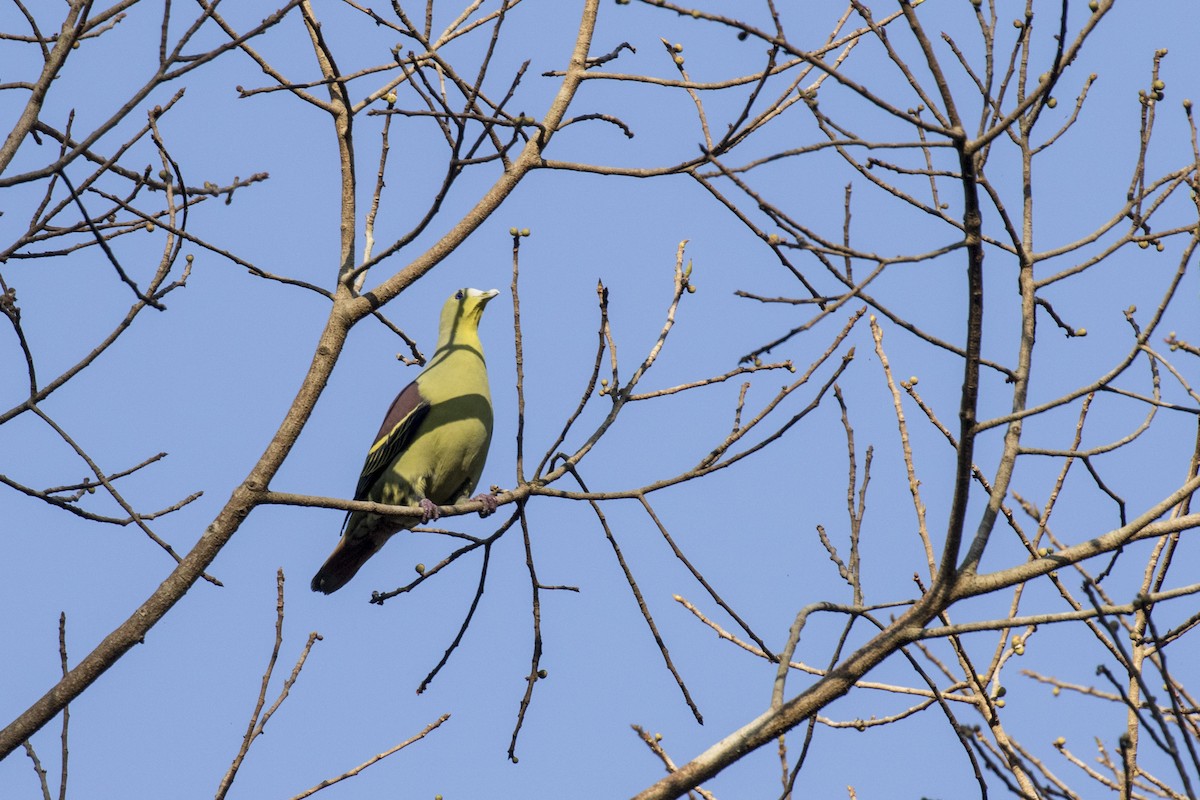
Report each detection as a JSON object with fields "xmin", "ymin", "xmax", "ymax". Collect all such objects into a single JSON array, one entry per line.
[{"xmin": 311, "ymin": 287, "xmax": 499, "ymax": 594}]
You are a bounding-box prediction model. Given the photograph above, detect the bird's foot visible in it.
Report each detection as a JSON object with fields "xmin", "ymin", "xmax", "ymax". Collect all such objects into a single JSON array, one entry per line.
[
  {"xmin": 419, "ymin": 497, "xmax": 441, "ymax": 523},
  {"xmin": 472, "ymin": 492, "xmax": 499, "ymax": 518}
]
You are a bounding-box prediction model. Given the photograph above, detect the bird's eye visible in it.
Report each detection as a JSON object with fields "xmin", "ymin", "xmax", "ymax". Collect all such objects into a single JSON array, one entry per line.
[{"xmin": 455, "ymin": 289, "xmax": 464, "ymax": 300}]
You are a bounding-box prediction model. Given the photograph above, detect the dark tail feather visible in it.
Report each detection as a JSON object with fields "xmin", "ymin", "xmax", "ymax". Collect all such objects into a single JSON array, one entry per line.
[{"xmin": 311, "ymin": 535, "xmax": 382, "ymax": 594}]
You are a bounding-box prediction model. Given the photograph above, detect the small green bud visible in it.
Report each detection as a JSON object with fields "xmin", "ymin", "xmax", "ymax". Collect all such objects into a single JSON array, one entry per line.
[
  {"xmin": 537, "ymin": 669, "xmax": 548, "ymax": 679},
  {"xmin": 520, "ymin": 228, "xmax": 530, "ymax": 237},
  {"xmin": 1088, "ymin": 0, "xmax": 1098, "ymax": 10},
  {"xmin": 384, "ymin": 92, "xmax": 397, "ymax": 104},
  {"xmin": 673, "ymin": 55, "xmax": 684, "ymax": 66},
  {"xmin": 509, "ymin": 227, "xmax": 519, "ymax": 235},
  {"xmin": 1075, "ymin": 328, "xmax": 1087, "ymax": 336},
  {"xmin": 1054, "ymin": 736, "xmax": 1066, "ymax": 747},
  {"xmin": 685, "ymin": 283, "xmax": 696, "ymax": 293},
  {"xmin": 1046, "ymin": 97, "xmax": 1057, "ymax": 108},
  {"xmin": 415, "ymin": 563, "xmax": 426, "ymax": 574},
  {"xmin": 1153, "ymin": 79, "xmax": 1165, "ymax": 91},
  {"xmin": 672, "ymin": 43, "xmax": 683, "ymax": 53}
]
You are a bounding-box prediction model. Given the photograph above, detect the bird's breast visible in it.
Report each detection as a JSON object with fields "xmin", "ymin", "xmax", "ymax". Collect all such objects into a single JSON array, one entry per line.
[{"xmin": 397, "ymin": 394, "xmax": 493, "ymax": 504}]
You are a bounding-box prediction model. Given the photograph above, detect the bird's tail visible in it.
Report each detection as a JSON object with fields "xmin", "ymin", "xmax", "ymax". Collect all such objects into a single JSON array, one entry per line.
[{"xmin": 310, "ymin": 534, "xmax": 383, "ymax": 594}]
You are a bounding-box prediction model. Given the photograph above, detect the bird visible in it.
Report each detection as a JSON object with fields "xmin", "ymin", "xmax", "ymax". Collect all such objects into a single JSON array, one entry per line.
[{"xmin": 311, "ymin": 287, "xmax": 501, "ymax": 594}]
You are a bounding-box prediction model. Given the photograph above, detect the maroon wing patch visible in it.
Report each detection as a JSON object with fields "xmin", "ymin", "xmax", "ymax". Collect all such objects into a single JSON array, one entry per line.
[{"xmin": 353, "ymin": 379, "xmax": 431, "ymax": 501}]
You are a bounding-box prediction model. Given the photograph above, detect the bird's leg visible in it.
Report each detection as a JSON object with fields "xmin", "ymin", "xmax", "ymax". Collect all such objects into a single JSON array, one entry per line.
[
  {"xmin": 419, "ymin": 497, "xmax": 441, "ymax": 523},
  {"xmin": 472, "ymin": 493, "xmax": 499, "ymax": 518}
]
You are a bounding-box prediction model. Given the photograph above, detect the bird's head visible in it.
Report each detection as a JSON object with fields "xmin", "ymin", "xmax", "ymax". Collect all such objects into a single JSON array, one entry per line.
[{"xmin": 439, "ymin": 287, "xmax": 500, "ymax": 345}]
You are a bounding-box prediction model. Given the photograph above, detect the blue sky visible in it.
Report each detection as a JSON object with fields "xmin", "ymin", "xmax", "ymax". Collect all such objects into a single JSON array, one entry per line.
[{"xmin": 2, "ymin": 2, "xmax": 1199, "ymax": 798}]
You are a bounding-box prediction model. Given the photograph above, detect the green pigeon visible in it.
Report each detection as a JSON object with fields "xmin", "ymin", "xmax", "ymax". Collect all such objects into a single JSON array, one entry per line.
[{"xmin": 312, "ymin": 287, "xmax": 500, "ymax": 594}]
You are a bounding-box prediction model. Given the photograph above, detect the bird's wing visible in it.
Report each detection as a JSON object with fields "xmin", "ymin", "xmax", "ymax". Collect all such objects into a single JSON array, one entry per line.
[{"xmin": 353, "ymin": 379, "xmax": 431, "ymax": 502}]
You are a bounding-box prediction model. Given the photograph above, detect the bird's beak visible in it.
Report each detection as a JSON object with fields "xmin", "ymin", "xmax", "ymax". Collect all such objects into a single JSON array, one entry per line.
[{"xmin": 466, "ymin": 287, "xmax": 500, "ymax": 302}]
